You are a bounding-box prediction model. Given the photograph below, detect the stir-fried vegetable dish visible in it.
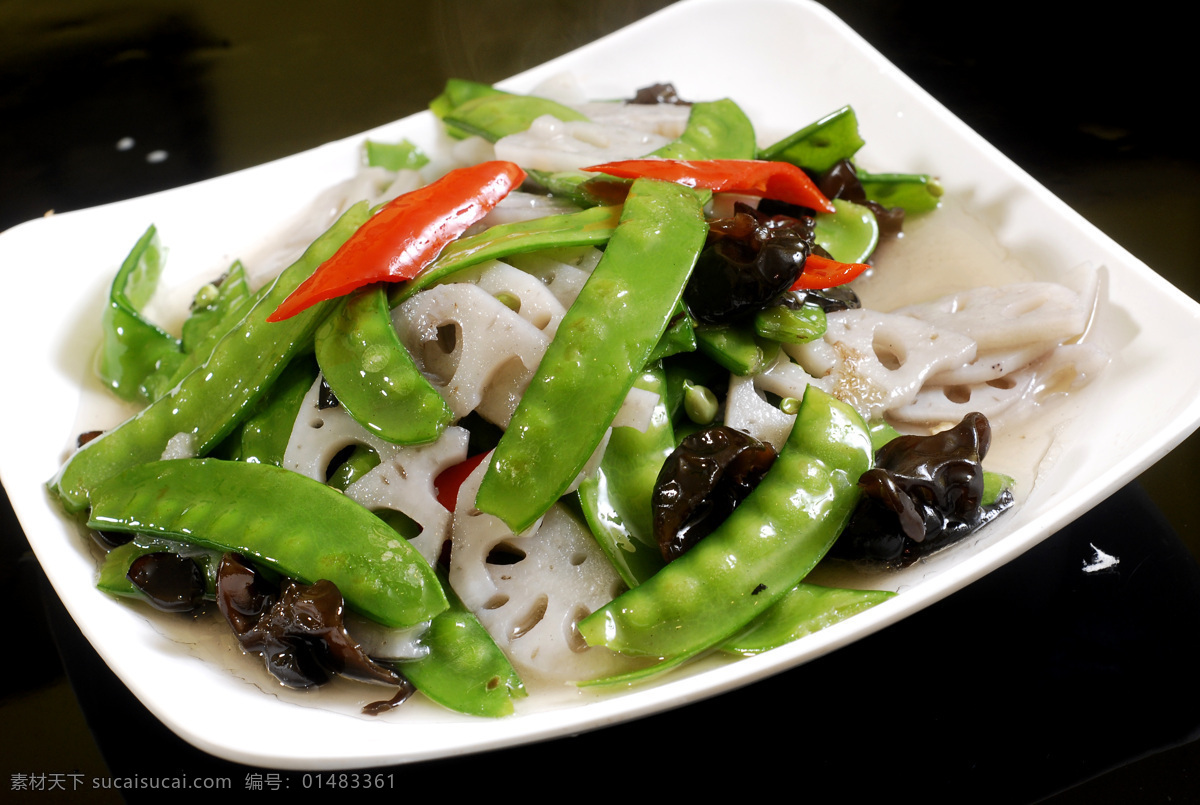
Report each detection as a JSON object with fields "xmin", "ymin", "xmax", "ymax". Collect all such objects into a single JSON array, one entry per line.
[{"xmin": 49, "ymin": 77, "xmax": 1107, "ymax": 717}]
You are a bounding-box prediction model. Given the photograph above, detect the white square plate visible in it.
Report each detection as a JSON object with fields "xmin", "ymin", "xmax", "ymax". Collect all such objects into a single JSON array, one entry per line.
[{"xmin": 2, "ymin": 0, "xmax": 1199, "ymax": 768}]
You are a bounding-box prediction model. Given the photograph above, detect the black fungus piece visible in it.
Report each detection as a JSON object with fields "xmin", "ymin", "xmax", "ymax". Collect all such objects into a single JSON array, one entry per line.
[
  {"xmin": 817, "ymin": 159, "xmax": 905, "ymax": 238},
  {"xmin": 630, "ymin": 82, "xmax": 688, "ymax": 105},
  {"xmin": 653, "ymin": 425, "xmax": 778, "ymax": 562},
  {"xmin": 318, "ymin": 375, "xmax": 339, "ymax": 410},
  {"xmin": 873, "ymin": 205, "xmax": 907, "ymax": 239},
  {"xmin": 817, "ymin": 159, "xmax": 866, "ymax": 204},
  {"xmin": 731, "ymin": 200, "xmax": 818, "ymax": 240},
  {"xmin": 755, "ymin": 197, "xmax": 818, "ymax": 220},
  {"xmin": 460, "ymin": 410, "xmax": 505, "ymax": 456},
  {"xmin": 362, "ymin": 679, "xmax": 419, "ymax": 716},
  {"xmin": 91, "ymin": 529, "xmax": 133, "ymax": 550},
  {"xmin": 77, "ymin": 430, "xmax": 104, "ymax": 448},
  {"xmin": 215, "ymin": 552, "xmax": 275, "ymax": 635},
  {"xmin": 783, "ymin": 286, "xmax": 861, "ymax": 314},
  {"xmin": 215, "ymin": 554, "xmax": 401, "ymax": 692},
  {"xmin": 831, "ymin": 413, "xmax": 1014, "ymax": 568},
  {"xmin": 684, "ymin": 207, "xmax": 813, "ymax": 324},
  {"xmin": 127, "ymin": 552, "xmax": 207, "ymax": 613}
]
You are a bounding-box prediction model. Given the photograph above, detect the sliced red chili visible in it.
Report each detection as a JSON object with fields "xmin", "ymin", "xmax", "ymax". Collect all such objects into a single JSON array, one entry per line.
[
  {"xmin": 434, "ymin": 451, "xmax": 490, "ymax": 511},
  {"xmin": 582, "ymin": 159, "xmax": 836, "ymax": 214},
  {"xmin": 790, "ymin": 253, "xmax": 870, "ymax": 290},
  {"xmin": 268, "ymin": 161, "xmax": 526, "ymax": 322}
]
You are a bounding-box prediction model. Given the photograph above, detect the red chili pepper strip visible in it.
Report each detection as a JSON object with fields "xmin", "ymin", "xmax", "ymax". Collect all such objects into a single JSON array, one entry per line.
[
  {"xmin": 790, "ymin": 253, "xmax": 871, "ymax": 290},
  {"xmin": 434, "ymin": 451, "xmax": 490, "ymax": 511},
  {"xmin": 268, "ymin": 161, "xmax": 526, "ymax": 322},
  {"xmin": 582, "ymin": 159, "xmax": 836, "ymax": 214}
]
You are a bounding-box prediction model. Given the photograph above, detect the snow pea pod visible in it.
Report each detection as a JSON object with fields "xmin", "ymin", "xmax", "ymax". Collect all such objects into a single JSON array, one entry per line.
[
  {"xmin": 526, "ymin": 169, "xmax": 620, "ymax": 208},
  {"xmin": 578, "ymin": 365, "xmax": 674, "ymax": 587},
  {"xmin": 327, "ymin": 445, "xmax": 382, "ymax": 492},
  {"xmin": 429, "ymin": 79, "xmax": 508, "ymax": 139},
  {"xmin": 395, "ymin": 573, "xmax": 525, "ymax": 717},
  {"xmin": 857, "ymin": 171, "xmax": 943, "ymax": 213},
  {"xmin": 315, "ymin": 284, "xmax": 452, "ymax": 445},
  {"xmin": 814, "ymin": 198, "xmax": 880, "ymax": 264},
  {"xmin": 759, "ymin": 105, "xmax": 865, "ymax": 173},
  {"xmin": 646, "ymin": 302, "xmax": 697, "ymax": 364},
  {"xmin": 722, "ymin": 582, "xmax": 894, "ymax": 655},
  {"xmin": 983, "ymin": 471, "xmax": 1015, "ymax": 506},
  {"xmin": 443, "ymin": 93, "xmax": 588, "ymax": 142},
  {"xmin": 649, "ymin": 99, "xmax": 757, "ymax": 161},
  {"xmin": 429, "ymin": 78, "xmax": 505, "ymax": 120},
  {"xmin": 157, "ymin": 279, "xmax": 265, "ymax": 400},
  {"xmin": 695, "ymin": 323, "xmax": 779, "ymax": 375},
  {"xmin": 364, "ymin": 138, "xmax": 429, "ymax": 171},
  {"xmin": 577, "ymin": 385, "xmax": 872, "ymax": 659},
  {"xmin": 476, "ymin": 178, "xmax": 707, "ymax": 533},
  {"xmin": 180, "ymin": 261, "xmax": 250, "ymax": 353},
  {"xmin": 95, "ymin": 225, "xmax": 185, "ymax": 402},
  {"xmin": 754, "ymin": 301, "xmax": 826, "ymax": 345},
  {"xmin": 580, "ymin": 579, "xmax": 893, "ymax": 687},
  {"xmin": 389, "ymin": 204, "xmax": 621, "ymax": 306},
  {"xmin": 87, "ymin": 458, "xmax": 448, "ymax": 628},
  {"xmin": 217, "ymin": 356, "xmax": 318, "ymax": 466},
  {"xmin": 51, "ymin": 202, "xmax": 370, "ymax": 512}
]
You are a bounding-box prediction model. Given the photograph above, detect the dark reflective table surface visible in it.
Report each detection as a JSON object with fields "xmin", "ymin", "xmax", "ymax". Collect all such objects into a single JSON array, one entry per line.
[{"xmin": 3, "ymin": 2, "xmax": 1198, "ymax": 802}]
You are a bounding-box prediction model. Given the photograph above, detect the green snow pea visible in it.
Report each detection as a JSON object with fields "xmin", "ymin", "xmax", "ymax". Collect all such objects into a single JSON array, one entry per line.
[
  {"xmin": 327, "ymin": 445, "xmax": 382, "ymax": 492},
  {"xmin": 814, "ymin": 198, "xmax": 880, "ymax": 264},
  {"xmin": 525, "ymin": 169, "xmax": 618, "ymax": 208},
  {"xmin": 534, "ymin": 169, "xmax": 714, "ymax": 212},
  {"xmin": 581, "ymin": 578, "xmax": 893, "ymax": 687},
  {"xmin": 396, "ymin": 573, "xmax": 526, "ymax": 718},
  {"xmin": 722, "ymin": 582, "xmax": 895, "ymax": 655},
  {"xmin": 650, "ymin": 99, "xmax": 757, "ymax": 161},
  {"xmin": 869, "ymin": 420, "xmax": 903, "ymax": 452},
  {"xmin": 857, "ymin": 170, "xmax": 943, "ymax": 213},
  {"xmin": 364, "ymin": 138, "xmax": 429, "ymax": 172},
  {"xmin": 51, "ymin": 202, "xmax": 371, "ymax": 513},
  {"xmin": 157, "ymin": 280, "xmax": 265, "ymax": 400},
  {"xmin": 180, "ymin": 262, "xmax": 250, "ymax": 354},
  {"xmin": 759, "ymin": 105, "xmax": 865, "ymax": 173},
  {"xmin": 389, "ymin": 204, "xmax": 621, "ymax": 306},
  {"xmin": 982, "ymin": 471, "xmax": 1015, "ymax": 506},
  {"xmin": 217, "ymin": 356, "xmax": 318, "ymax": 466},
  {"xmin": 578, "ymin": 365, "xmax": 674, "ymax": 587},
  {"xmin": 443, "ymin": 92, "xmax": 588, "ymax": 142},
  {"xmin": 315, "ymin": 285, "xmax": 452, "ymax": 445},
  {"xmin": 577, "ymin": 385, "xmax": 872, "ymax": 660},
  {"xmin": 754, "ymin": 302, "xmax": 826, "ymax": 345},
  {"xmin": 429, "ymin": 79, "xmax": 506, "ymax": 138},
  {"xmin": 87, "ymin": 458, "xmax": 447, "ymax": 628},
  {"xmin": 430, "ymin": 79, "xmax": 504, "ymax": 116},
  {"xmin": 476, "ymin": 178, "xmax": 707, "ymax": 533},
  {"xmin": 695, "ymin": 323, "xmax": 779, "ymax": 375},
  {"xmin": 646, "ymin": 302, "xmax": 697, "ymax": 364},
  {"xmin": 95, "ymin": 225, "xmax": 185, "ymax": 402}
]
